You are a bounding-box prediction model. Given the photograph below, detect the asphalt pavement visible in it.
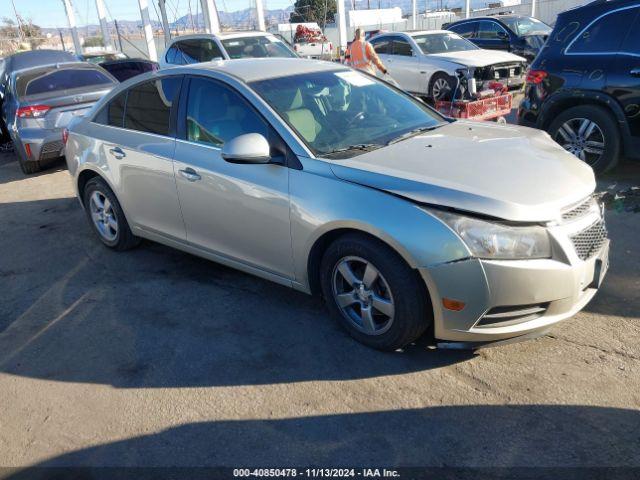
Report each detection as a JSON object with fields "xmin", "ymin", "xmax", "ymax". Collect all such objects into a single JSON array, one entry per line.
[{"xmin": 0, "ymin": 146, "xmax": 639, "ymax": 472}]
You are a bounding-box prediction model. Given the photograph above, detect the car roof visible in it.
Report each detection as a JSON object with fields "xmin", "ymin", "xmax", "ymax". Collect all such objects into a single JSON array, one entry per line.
[
  {"xmin": 559, "ymin": 0, "xmax": 639, "ymax": 17},
  {"xmin": 172, "ymin": 57, "xmax": 346, "ymax": 82},
  {"xmin": 169, "ymin": 31, "xmax": 276, "ymax": 43},
  {"xmin": 405, "ymin": 30, "xmax": 453, "ymax": 36},
  {"xmin": 5, "ymin": 49, "xmax": 78, "ymax": 72}
]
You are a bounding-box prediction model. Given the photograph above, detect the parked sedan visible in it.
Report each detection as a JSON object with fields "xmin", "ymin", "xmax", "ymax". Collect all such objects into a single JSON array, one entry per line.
[
  {"xmin": 4, "ymin": 62, "xmax": 117, "ymax": 173},
  {"xmin": 369, "ymin": 31, "xmax": 526, "ymax": 100},
  {"xmin": 159, "ymin": 32, "xmax": 297, "ymax": 68},
  {"xmin": 65, "ymin": 58, "xmax": 608, "ymax": 351},
  {"xmin": 0, "ymin": 49, "xmax": 79, "ymax": 141},
  {"xmin": 444, "ymin": 15, "xmax": 551, "ymax": 63}
]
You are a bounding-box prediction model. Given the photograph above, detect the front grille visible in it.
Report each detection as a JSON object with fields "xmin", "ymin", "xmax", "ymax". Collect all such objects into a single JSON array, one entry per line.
[
  {"xmin": 477, "ymin": 303, "xmax": 549, "ymax": 327},
  {"xmin": 40, "ymin": 140, "xmax": 64, "ymax": 160},
  {"xmin": 570, "ymin": 219, "xmax": 608, "ymax": 260},
  {"xmin": 562, "ymin": 197, "xmax": 597, "ymax": 222}
]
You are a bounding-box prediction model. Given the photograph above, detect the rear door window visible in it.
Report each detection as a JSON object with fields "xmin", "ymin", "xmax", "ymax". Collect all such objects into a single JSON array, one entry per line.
[
  {"xmin": 170, "ymin": 39, "xmax": 224, "ymax": 64},
  {"xmin": 17, "ymin": 68, "xmax": 112, "ymax": 97},
  {"xmin": 108, "ymin": 91, "xmax": 127, "ymax": 127},
  {"xmin": 449, "ymin": 21, "xmax": 476, "ymax": 38},
  {"xmin": 123, "ymin": 77, "xmax": 181, "ymax": 135},
  {"xmin": 567, "ymin": 6, "xmax": 639, "ymax": 54}
]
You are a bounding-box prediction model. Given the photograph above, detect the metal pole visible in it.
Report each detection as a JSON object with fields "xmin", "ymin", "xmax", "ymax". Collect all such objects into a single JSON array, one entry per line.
[
  {"xmin": 336, "ymin": 0, "xmax": 347, "ymax": 56},
  {"xmin": 412, "ymin": 0, "xmax": 417, "ymax": 29},
  {"xmin": 255, "ymin": 0, "xmax": 266, "ymax": 31},
  {"xmin": 138, "ymin": 0, "xmax": 158, "ymax": 60},
  {"xmin": 531, "ymin": 0, "xmax": 536, "ymax": 17},
  {"xmin": 114, "ymin": 20, "xmax": 124, "ymax": 52},
  {"xmin": 58, "ymin": 29, "xmax": 66, "ymax": 51},
  {"xmin": 465, "ymin": 0, "xmax": 470, "ymax": 18},
  {"xmin": 95, "ymin": 0, "xmax": 113, "ymax": 49},
  {"xmin": 158, "ymin": 0, "xmax": 171, "ymax": 44},
  {"xmin": 62, "ymin": 0, "xmax": 82, "ymax": 54},
  {"xmin": 200, "ymin": 0, "xmax": 221, "ymax": 34}
]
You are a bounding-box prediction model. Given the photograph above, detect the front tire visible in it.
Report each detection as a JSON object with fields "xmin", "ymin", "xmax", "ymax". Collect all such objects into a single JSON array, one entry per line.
[
  {"xmin": 83, "ymin": 177, "xmax": 140, "ymax": 251},
  {"xmin": 429, "ymin": 72, "xmax": 456, "ymax": 101},
  {"xmin": 320, "ymin": 234, "xmax": 431, "ymax": 351},
  {"xmin": 547, "ymin": 105, "xmax": 620, "ymax": 173}
]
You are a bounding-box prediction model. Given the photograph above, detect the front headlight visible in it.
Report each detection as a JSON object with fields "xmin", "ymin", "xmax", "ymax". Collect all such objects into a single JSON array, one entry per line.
[{"xmin": 431, "ymin": 210, "xmax": 551, "ymax": 260}]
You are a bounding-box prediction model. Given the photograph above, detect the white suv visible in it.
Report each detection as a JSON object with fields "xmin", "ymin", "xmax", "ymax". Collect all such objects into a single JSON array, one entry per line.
[{"xmin": 159, "ymin": 32, "xmax": 297, "ymax": 68}]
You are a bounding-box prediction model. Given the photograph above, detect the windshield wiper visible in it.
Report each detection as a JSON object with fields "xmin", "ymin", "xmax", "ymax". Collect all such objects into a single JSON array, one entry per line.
[
  {"xmin": 322, "ymin": 143, "xmax": 384, "ymax": 158},
  {"xmin": 386, "ymin": 125, "xmax": 442, "ymax": 146}
]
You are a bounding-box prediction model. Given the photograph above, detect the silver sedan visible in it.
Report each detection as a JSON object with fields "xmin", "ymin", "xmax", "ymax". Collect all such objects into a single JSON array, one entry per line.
[{"xmin": 65, "ymin": 58, "xmax": 609, "ymax": 350}]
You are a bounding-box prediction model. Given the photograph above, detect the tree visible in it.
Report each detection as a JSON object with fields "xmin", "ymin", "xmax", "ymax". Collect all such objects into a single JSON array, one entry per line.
[
  {"xmin": 0, "ymin": 16, "xmax": 44, "ymax": 52},
  {"xmin": 83, "ymin": 36, "xmax": 105, "ymax": 48},
  {"xmin": 289, "ymin": 0, "xmax": 337, "ymax": 25}
]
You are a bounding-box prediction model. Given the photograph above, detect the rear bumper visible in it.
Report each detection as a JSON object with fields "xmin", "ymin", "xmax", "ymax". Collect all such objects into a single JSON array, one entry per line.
[
  {"xmin": 420, "ymin": 239, "xmax": 609, "ymax": 345},
  {"xmin": 12, "ymin": 127, "xmax": 64, "ymax": 163}
]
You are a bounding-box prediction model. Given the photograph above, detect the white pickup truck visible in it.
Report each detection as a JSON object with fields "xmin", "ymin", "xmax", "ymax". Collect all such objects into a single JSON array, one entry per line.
[{"xmin": 276, "ymin": 23, "xmax": 333, "ymax": 60}]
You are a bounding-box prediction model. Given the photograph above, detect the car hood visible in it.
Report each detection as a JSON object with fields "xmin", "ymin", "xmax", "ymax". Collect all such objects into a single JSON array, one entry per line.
[
  {"xmin": 327, "ymin": 121, "xmax": 595, "ymax": 222},
  {"xmin": 427, "ymin": 49, "xmax": 526, "ymax": 67}
]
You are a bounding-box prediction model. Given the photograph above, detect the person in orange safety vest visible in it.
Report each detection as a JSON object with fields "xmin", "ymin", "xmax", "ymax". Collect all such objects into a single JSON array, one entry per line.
[{"xmin": 345, "ymin": 28, "xmax": 388, "ymax": 76}]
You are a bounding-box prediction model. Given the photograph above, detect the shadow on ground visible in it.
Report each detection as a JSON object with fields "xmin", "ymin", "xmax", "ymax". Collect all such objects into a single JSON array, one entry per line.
[
  {"xmin": 0, "ymin": 196, "xmax": 472, "ymax": 388},
  {"xmin": 4, "ymin": 405, "xmax": 640, "ymax": 470}
]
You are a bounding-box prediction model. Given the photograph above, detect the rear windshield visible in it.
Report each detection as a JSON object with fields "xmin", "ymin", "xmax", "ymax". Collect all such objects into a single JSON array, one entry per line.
[
  {"xmin": 221, "ymin": 36, "xmax": 297, "ymax": 59},
  {"xmin": 16, "ymin": 68, "xmax": 113, "ymax": 98}
]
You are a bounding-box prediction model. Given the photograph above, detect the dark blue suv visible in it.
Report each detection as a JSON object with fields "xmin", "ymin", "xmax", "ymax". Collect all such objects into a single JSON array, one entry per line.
[{"xmin": 518, "ymin": 0, "xmax": 640, "ymax": 172}]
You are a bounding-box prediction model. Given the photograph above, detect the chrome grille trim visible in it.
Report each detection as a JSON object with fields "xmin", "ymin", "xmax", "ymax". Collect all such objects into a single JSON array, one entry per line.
[{"xmin": 570, "ymin": 219, "xmax": 608, "ymax": 261}]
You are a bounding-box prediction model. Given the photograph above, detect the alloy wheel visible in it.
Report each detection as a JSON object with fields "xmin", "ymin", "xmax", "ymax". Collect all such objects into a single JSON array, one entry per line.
[
  {"xmin": 89, "ymin": 190, "xmax": 118, "ymax": 242},
  {"xmin": 331, "ymin": 256, "xmax": 395, "ymax": 336},
  {"xmin": 554, "ymin": 117, "xmax": 605, "ymax": 166},
  {"xmin": 432, "ymin": 78, "xmax": 450, "ymax": 100}
]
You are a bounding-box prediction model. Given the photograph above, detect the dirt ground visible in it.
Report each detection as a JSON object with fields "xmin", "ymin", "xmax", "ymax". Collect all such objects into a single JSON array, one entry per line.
[{"xmin": 0, "ymin": 149, "xmax": 639, "ymax": 471}]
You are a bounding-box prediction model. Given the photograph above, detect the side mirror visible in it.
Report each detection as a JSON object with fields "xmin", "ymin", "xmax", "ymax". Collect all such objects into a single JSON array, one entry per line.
[
  {"xmin": 497, "ymin": 31, "xmax": 509, "ymax": 41},
  {"xmin": 221, "ymin": 133, "xmax": 271, "ymax": 164}
]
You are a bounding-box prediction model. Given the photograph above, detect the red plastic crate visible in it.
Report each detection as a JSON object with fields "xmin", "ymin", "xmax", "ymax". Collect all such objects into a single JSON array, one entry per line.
[{"xmin": 435, "ymin": 93, "xmax": 513, "ymax": 121}]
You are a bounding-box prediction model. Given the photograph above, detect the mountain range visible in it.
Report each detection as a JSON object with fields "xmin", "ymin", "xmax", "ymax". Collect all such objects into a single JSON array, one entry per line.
[{"xmin": 43, "ymin": 0, "xmax": 509, "ymax": 36}]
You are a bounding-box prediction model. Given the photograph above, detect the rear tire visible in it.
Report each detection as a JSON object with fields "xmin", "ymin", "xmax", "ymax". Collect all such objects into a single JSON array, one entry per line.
[
  {"xmin": 83, "ymin": 177, "xmax": 141, "ymax": 251},
  {"xmin": 547, "ymin": 105, "xmax": 620, "ymax": 173},
  {"xmin": 320, "ymin": 233, "xmax": 431, "ymax": 351}
]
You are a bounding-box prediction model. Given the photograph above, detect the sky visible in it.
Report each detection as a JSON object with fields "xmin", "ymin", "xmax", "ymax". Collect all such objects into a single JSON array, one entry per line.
[{"xmin": 1, "ymin": 0, "xmax": 295, "ymax": 28}]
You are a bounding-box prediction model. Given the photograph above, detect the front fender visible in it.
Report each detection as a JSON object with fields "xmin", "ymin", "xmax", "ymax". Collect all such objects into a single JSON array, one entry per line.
[{"xmin": 290, "ymin": 157, "xmax": 470, "ymax": 291}]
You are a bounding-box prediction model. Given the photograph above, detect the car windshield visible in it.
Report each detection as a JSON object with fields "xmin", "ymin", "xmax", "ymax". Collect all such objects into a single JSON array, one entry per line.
[
  {"xmin": 250, "ymin": 70, "xmax": 444, "ymax": 158},
  {"xmin": 413, "ymin": 32, "xmax": 479, "ymax": 54},
  {"xmin": 501, "ymin": 17, "xmax": 551, "ymax": 35},
  {"xmin": 16, "ymin": 68, "xmax": 113, "ymax": 98},
  {"xmin": 221, "ymin": 35, "xmax": 297, "ymax": 59}
]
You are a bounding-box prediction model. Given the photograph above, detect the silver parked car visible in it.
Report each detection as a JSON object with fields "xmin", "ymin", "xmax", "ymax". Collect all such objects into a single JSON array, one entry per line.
[
  {"xmin": 4, "ymin": 62, "xmax": 117, "ymax": 174},
  {"xmin": 159, "ymin": 32, "xmax": 297, "ymax": 69},
  {"xmin": 65, "ymin": 58, "xmax": 609, "ymax": 350}
]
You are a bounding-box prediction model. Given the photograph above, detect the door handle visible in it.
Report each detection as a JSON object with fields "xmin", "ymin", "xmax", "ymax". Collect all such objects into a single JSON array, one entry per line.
[
  {"xmin": 108, "ymin": 146, "xmax": 125, "ymax": 159},
  {"xmin": 630, "ymin": 68, "xmax": 640, "ymax": 77},
  {"xmin": 179, "ymin": 167, "xmax": 201, "ymax": 182}
]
